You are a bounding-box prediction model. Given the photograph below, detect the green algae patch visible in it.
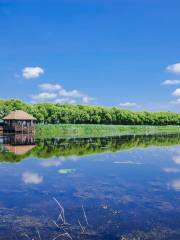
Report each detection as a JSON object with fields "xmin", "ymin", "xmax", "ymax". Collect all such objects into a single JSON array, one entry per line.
[{"xmin": 58, "ymin": 168, "xmax": 76, "ymax": 174}]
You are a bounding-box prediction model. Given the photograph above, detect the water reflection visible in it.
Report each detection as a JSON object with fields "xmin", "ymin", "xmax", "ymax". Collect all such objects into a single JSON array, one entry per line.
[
  {"xmin": 3, "ymin": 134, "xmax": 35, "ymax": 145},
  {"xmin": 22, "ymin": 171, "xmax": 44, "ymax": 185},
  {"xmin": 1, "ymin": 134, "xmax": 36, "ymax": 155},
  {"xmin": 0, "ymin": 134, "xmax": 180, "ymax": 239},
  {"xmin": 0, "ymin": 133, "xmax": 180, "ymax": 162}
]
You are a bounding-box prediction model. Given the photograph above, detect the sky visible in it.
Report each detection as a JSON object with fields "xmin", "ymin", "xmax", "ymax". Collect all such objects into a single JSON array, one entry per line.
[{"xmin": 0, "ymin": 0, "xmax": 180, "ymax": 112}]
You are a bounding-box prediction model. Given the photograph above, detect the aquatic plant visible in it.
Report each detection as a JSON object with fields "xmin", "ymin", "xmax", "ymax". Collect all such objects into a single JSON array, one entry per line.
[{"xmin": 58, "ymin": 169, "xmax": 76, "ymax": 175}]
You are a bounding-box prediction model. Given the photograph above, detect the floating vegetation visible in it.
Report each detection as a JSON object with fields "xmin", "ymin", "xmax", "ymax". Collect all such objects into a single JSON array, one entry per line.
[{"xmin": 58, "ymin": 169, "xmax": 76, "ymax": 175}]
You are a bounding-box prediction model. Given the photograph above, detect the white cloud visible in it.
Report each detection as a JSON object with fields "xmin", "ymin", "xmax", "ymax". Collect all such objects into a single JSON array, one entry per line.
[
  {"xmin": 22, "ymin": 67, "xmax": 44, "ymax": 79},
  {"xmin": 39, "ymin": 83, "xmax": 62, "ymax": 92},
  {"xmin": 31, "ymin": 92, "xmax": 57, "ymax": 101},
  {"xmin": 54, "ymin": 98, "xmax": 77, "ymax": 104},
  {"xmin": 57, "ymin": 87, "xmax": 94, "ymax": 104},
  {"xmin": 119, "ymin": 102, "xmax": 137, "ymax": 107},
  {"xmin": 22, "ymin": 172, "xmax": 43, "ymax": 184},
  {"xmin": 119, "ymin": 102, "xmax": 141, "ymax": 109},
  {"xmin": 161, "ymin": 80, "xmax": 180, "ymax": 85},
  {"xmin": 166, "ymin": 63, "xmax": 180, "ymax": 74},
  {"xmin": 30, "ymin": 82, "xmax": 94, "ymax": 104},
  {"xmin": 172, "ymin": 88, "xmax": 180, "ymax": 97},
  {"xmin": 82, "ymin": 96, "xmax": 95, "ymax": 104},
  {"xmin": 54, "ymin": 98, "xmax": 69, "ymax": 104},
  {"xmin": 59, "ymin": 89, "xmax": 83, "ymax": 98}
]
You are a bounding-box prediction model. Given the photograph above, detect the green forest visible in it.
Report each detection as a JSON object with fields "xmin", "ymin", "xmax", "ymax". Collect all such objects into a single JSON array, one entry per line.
[{"xmin": 0, "ymin": 98, "xmax": 180, "ymax": 125}]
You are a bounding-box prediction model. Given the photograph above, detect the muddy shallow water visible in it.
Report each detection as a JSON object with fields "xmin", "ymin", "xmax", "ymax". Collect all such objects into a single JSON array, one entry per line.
[{"xmin": 0, "ymin": 134, "xmax": 180, "ymax": 239}]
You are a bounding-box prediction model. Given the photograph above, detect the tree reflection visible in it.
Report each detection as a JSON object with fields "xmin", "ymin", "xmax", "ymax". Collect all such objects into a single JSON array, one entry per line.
[{"xmin": 0, "ymin": 133, "xmax": 180, "ymax": 163}]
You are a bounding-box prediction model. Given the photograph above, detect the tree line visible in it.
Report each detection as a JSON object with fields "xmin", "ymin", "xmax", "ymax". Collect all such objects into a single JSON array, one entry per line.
[{"xmin": 0, "ymin": 99, "xmax": 180, "ymax": 125}]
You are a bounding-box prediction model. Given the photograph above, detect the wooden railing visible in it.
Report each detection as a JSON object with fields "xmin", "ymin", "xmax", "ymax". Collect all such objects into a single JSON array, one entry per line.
[
  {"xmin": 3, "ymin": 125, "xmax": 35, "ymax": 133},
  {"xmin": 0, "ymin": 126, "xmax": 3, "ymax": 133},
  {"xmin": 14, "ymin": 126, "xmax": 35, "ymax": 132}
]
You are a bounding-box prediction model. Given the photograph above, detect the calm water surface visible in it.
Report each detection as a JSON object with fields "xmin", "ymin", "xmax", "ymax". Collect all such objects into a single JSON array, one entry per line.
[{"xmin": 0, "ymin": 134, "xmax": 180, "ymax": 239}]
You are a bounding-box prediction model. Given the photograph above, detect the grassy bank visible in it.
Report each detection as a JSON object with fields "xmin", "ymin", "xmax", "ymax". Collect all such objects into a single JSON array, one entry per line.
[{"xmin": 35, "ymin": 124, "xmax": 180, "ymax": 138}]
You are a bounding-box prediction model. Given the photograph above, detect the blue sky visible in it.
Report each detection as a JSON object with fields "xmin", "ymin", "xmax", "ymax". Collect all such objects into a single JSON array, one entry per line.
[{"xmin": 0, "ymin": 0, "xmax": 180, "ymax": 112}]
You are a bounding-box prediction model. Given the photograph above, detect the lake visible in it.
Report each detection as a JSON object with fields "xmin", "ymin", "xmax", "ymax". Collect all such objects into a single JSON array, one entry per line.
[{"xmin": 0, "ymin": 134, "xmax": 180, "ymax": 239}]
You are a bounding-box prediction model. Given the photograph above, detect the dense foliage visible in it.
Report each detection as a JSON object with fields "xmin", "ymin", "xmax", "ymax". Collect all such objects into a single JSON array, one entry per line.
[{"xmin": 0, "ymin": 98, "xmax": 180, "ymax": 125}]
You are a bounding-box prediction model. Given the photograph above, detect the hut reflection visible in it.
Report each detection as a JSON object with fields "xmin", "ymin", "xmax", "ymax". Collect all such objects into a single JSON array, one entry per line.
[{"xmin": 3, "ymin": 134, "xmax": 36, "ymax": 155}]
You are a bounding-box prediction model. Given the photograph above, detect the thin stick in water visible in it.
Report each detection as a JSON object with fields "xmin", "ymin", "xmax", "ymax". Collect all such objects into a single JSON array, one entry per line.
[
  {"xmin": 53, "ymin": 197, "xmax": 66, "ymax": 224},
  {"xmin": 82, "ymin": 205, "xmax": 89, "ymax": 226}
]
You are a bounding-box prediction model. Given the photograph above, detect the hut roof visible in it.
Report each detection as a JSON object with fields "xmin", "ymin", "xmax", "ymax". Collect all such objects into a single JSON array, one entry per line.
[
  {"xmin": 3, "ymin": 110, "xmax": 37, "ymax": 120},
  {"xmin": 4, "ymin": 145, "xmax": 36, "ymax": 155}
]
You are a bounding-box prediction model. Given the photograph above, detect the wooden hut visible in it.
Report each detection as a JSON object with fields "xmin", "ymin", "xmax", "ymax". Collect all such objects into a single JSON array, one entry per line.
[
  {"xmin": 0, "ymin": 120, "xmax": 3, "ymax": 135},
  {"xmin": 3, "ymin": 110, "xmax": 37, "ymax": 133}
]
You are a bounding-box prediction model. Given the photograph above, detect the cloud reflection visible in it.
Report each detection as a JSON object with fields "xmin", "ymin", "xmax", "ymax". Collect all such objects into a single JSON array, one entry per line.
[
  {"xmin": 169, "ymin": 179, "xmax": 180, "ymax": 191},
  {"xmin": 114, "ymin": 161, "xmax": 143, "ymax": 165},
  {"xmin": 40, "ymin": 156, "xmax": 80, "ymax": 168},
  {"xmin": 163, "ymin": 167, "xmax": 180, "ymax": 173},
  {"xmin": 22, "ymin": 172, "xmax": 43, "ymax": 184},
  {"xmin": 173, "ymin": 155, "xmax": 180, "ymax": 165},
  {"xmin": 41, "ymin": 158, "xmax": 65, "ymax": 167}
]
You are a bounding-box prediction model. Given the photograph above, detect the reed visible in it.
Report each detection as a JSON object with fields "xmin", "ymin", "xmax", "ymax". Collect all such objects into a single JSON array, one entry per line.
[{"xmin": 36, "ymin": 124, "xmax": 180, "ymax": 139}]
